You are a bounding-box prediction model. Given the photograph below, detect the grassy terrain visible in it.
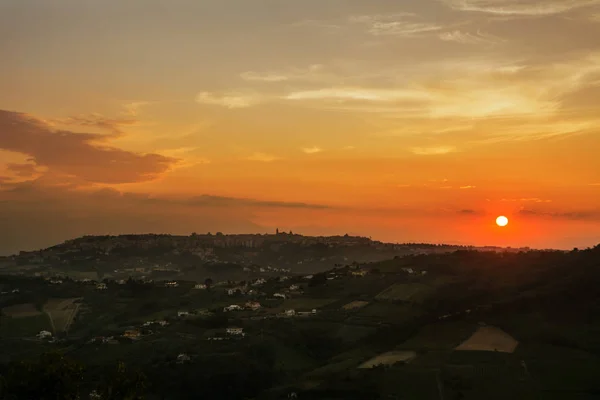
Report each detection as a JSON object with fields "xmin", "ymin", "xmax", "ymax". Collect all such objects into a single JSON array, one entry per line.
[{"xmin": 0, "ymin": 313, "xmax": 52, "ymax": 338}]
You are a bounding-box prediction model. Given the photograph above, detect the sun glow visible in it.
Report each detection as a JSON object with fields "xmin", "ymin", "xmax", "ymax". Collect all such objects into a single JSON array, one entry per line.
[{"xmin": 496, "ymin": 215, "xmax": 509, "ymax": 227}]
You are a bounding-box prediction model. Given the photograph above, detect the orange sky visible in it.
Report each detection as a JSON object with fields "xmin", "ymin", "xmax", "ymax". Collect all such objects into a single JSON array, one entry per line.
[{"xmin": 1, "ymin": 0, "xmax": 600, "ymax": 254}]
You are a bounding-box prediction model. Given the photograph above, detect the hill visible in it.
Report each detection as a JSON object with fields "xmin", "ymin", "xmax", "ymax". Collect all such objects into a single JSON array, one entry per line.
[{"xmin": 1, "ymin": 243, "xmax": 597, "ymax": 399}]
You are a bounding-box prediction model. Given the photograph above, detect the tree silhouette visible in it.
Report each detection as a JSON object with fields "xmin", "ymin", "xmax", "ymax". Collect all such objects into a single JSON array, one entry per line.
[
  {"xmin": 97, "ymin": 361, "xmax": 147, "ymax": 400},
  {"xmin": 3, "ymin": 352, "xmax": 84, "ymax": 400},
  {"xmin": 204, "ymin": 277, "xmax": 214, "ymax": 290}
]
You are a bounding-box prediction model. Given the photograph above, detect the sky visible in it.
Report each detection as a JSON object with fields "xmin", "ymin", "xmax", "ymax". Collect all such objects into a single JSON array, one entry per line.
[{"xmin": 1, "ymin": 0, "xmax": 600, "ymax": 254}]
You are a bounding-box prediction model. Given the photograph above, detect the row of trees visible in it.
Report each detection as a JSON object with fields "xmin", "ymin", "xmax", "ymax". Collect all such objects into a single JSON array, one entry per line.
[{"xmin": 0, "ymin": 353, "xmax": 146, "ymax": 400}]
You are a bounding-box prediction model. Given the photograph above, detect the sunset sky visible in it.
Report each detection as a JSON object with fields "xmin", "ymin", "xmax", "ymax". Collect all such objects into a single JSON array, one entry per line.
[{"xmin": 1, "ymin": 0, "xmax": 600, "ymax": 254}]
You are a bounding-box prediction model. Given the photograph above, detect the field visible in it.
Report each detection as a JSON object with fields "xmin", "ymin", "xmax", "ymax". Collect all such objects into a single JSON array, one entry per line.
[
  {"xmin": 1, "ymin": 303, "xmax": 42, "ymax": 318},
  {"xmin": 279, "ymin": 298, "xmax": 337, "ymax": 311},
  {"xmin": 358, "ymin": 351, "xmax": 417, "ymax": 368},
  {"xmin": 375, "ymin": 283, "xmax": 433, "ymax": 303},
  {"xmin": 349, "ymin": 302, "xmax": 420, "ymax": 324},
  {"xmin": 342, "ymin": 300, "xmax": 369, "ymax": 310},
  {"xmin": 0, "ymin": 314, "xmax": 52, "ymax": 337},
  {"xmin": 398, "ymin": 321, "xmax": 476, "ymax": 350},
  {"xmin": 44, "ymin": 298, "xmax": 82, "ymax": 333},
  {"xmin": 455, "ymin": 326, "xmax": 519, "ymax": 353}
]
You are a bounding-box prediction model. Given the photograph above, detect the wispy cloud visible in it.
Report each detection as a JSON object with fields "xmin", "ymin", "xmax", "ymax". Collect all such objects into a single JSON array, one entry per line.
[
  {"xmin": 518, "ymin": 208, "xmax": 600, "ymax": 221},
  {"xmin": 240, "ymin": 72, "xmax": 289, "ymax": 82},
  {"xmin": 0, "ymin": 110, "xmax": 177, "ymax": 184},
  {"xmin": 50, "ymin": 113, "xmax": 137, "ymax": 135},
  {"xmin": 350, "ymin": 13, "xmax": 442, "ymax": 36},
  {"xmin": 442, "ymin": 0, "xmax": 600, "ymax": 16},
  {"xmin": 122, "ymin": 101, "xmax": 152, "ymax": 117},
  {"xmin": 501, "ymin": 198, "xmax": 552, "ymax": 202},
  {"xmin": 410, "ymin": 146, "xmax": 457, "ymax": 155},
  {"xmin": 285, "ymin": 88, "xmax": 432, "ymax": 102},
  {"xmin": 459, "ymin": 185, "xmax": 476, "ymax": 189},
  {"xmin": 195, "ymin": 92, "xmax": 260, "ymax": 109},
  {"xmin": 439, "ymin": 30, "xmax": 505, "ymax": 45},
  {"xmin": 240, "ymin": 64, "xmax": 324, "ymax": 84},
  {"xmin": 246, "ymin": 152, "xmax": 281, "ymax": 162},
  {"xmin": 302, "ymin": 146, "xmax": 322, "ymax": 154}
]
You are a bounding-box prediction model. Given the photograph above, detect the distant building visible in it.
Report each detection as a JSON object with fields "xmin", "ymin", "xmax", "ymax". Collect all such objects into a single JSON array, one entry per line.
[
  {"xmin": 37, "ymin": 330, "xmax": 52, "ymax": 339},
  {"xmin": 289, "ymin": 285, "xmax": 300, "ymax": 291},
  {"xmin": 223, "ymin": 305, "xmax": 243, "ymax": 312},
  {"xmin": 165, "ymin": 281, "xmax": 179, "ymax": 288},
  {"xmin": 284, "ymin": 309, "xmax": 296, "ymax": 317},
  {"xmin": 194, "ymin": 283, "xmax": 207, "ymax": 290},
  {"xmin": 177, "ymin": 311, "xmax": 190, "ymax": 317},
  {"xmin": 96, "ymin": 283, "xmax": 108, "ymax": 290},
  {"xmin": 245, "ymin": 301, "xmax": 261, "ymax": 311},
  {"xmin": 351, "ymin": 270, "xmax": 367, "ymax": 277},
  {"xmin": 226, "ymin": 327, "xmax": 244, "ymax": 336},
  {"xmin": 124, "ymin": 330, "xmax": 141, "ymax": 339},
  {"xmin": 273, "ymin": 293, "xmax": 286, "ymax": 299},
  {"xmin": 177, "ymin": 353, "xmax": 191, "ymax": 364}
]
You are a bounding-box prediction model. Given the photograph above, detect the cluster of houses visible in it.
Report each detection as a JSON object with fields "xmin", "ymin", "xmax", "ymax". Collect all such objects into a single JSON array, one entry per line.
[
  {"xmin": 206, "ymin": 327, "xmax": 246, "ymax": 341},
  {"xmin": 223, "ymin": 301, "xmax": 262, "ymax": 312}
]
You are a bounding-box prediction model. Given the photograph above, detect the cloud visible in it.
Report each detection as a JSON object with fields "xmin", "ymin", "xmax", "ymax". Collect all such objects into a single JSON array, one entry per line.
[
  {"xmin": 240, "ymin": 71, "xmax": 289, "ymax": 82},
  {"xmin": 122, "ymin": 101, "xmax": 152, "ymax": 117},
  {"xmin": 458, "ymin": 209, "xmax": 480, "ymax": 214},
  {"xmin": 195, "ymin": 92, "xmax": 260, "ymax": 108},
  {"xmin": 240, "ymin": 64, "xmax": 325, "ymax": 84},
  {"xmin": 350, "ymin": 13, "xmax": 442, "ymax": 36},
  {"xmin": 302, "ymin": 146, "xmax": 322, "ymax": 154},
  {"xmin": 5, "ymin": 163, "xmax": 42, "ymax": 178},
  {"xmin": 501, "ymin": 198, "xmax": 552, "ymax": 202},
  {"xmin": 246, "ymin": 152, "xmax": 281, "ymax": 162},
  {"xmin": 0, "ymin": 110, "xmax": 177, "ymax": 184},
  {"xmin": 285, "ymin": 88, "xmax": 432, "ymax": 102},
  {"xmin": 518, "ymin": 208, "xmax": 600, "ymax": 221},
  {"xmin": 51, "ymin": 113, "xmax": 138, "ymax": 135},
  {"xmin": 411, "ymin": 146, "xmax": 456, "ymax": 155},
  {"xmin": 442, "ymin": 0, "xmax": 600, "ymax": 16},
  {"xmin": 439, "ymin": 30, "xmax": 505, "ymax": 45},
  {"xmin": 183, "ymin": 195, "xmax": 331, "ymax": 210},
  {"xmin": 459, "ymin": 185, "xmax": 476, "ymax": 189}
]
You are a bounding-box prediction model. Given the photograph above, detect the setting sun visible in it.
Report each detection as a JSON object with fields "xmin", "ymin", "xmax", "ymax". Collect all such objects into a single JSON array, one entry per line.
[{"xmin": 496, "ymin": 216, "xmax": 509, "ymax": 227}]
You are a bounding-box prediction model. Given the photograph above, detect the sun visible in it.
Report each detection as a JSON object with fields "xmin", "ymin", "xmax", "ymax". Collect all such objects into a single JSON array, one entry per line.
[{"xmin": 496, "ymin": 215, "xmax": 509, "ymax": 227}]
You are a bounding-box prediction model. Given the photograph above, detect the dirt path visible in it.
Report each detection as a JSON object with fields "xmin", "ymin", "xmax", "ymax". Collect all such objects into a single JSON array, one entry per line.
[{"xmin": 64, "ymin": 302, "xmax": 81, "ymax": 334}]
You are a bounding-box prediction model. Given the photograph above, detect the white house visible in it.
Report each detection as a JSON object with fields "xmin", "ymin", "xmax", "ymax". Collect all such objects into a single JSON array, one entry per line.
[
  {"xmin": 165, "ymin": 281, "xmax": 179, "ymax": 288},
  {"xmin": 284, "ymin": 309, "xmax": 296, "ymax": 317},
  {"xmin": 303, "ymin": 275, "xmax": 314, "ymax": 280},
  {"xmin": 176, "ymin": 353, "xmax": 191, "ymax": 364},
  {"xmin": 194, "ymin": 283, "xmax": 207, "ymax": 290},
  {"xmin": 177, "ymin": 311, "xmax": 190, "ymax": 317},
  {"xmin": 157, "ymin": 320, "xmax": 169, "ymax": 326},
  {"xmin": 96, "ymin": 283, "xmax": 108, "ymax": 290},
  {"xmin": 401, "ymin": 268, "xmax": 415, "ymax": 275},
  {"xmin": 289, "ymin": 285, "xmax": 300, "ymax": 291},
  {"xmin": 223, "ymin": 305, "xmax": 243, "ymax": 312},
  {"xmin": 245, "ymin": 301, "xmax": 261, "ymax": 311},
  {"xmin": 37, "ymin": 330, "xmax": 52, "ymax": 339},
  {"xmin": 252, "ymin": 278, "xmax": 267, "ymax": 286},
  {"xmin": 273, "ymin": 293, "xmax": 286, "ymax": 299},
  {"xmin": 226, "ymin": 327, "xmax": 245, "ymax": 336}
]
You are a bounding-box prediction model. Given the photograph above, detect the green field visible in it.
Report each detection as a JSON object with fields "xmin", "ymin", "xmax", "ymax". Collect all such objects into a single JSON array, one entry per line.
[
  {"xmin": 375, "ymin": 283, "xmax": 433, "ymax": 303},
  {"xmin": 279, "ymin": 298, "xmax": 338, "ymax": 311},
  {"xmin": 0, "ymin": 314, "xmax": 53, "ymax": 338},
  {"xmin": 397, "ymin": 321, "xmax": 476, "ymax": 351}
]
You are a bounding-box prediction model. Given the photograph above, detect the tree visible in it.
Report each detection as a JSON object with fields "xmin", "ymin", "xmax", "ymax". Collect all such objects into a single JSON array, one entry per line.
[
  {"xmin": 97, "ymin": 361, "xmax": 147, "ymax": 400},
  {"xmin": 204, "ymin": 278, "xmax": 214, "ymax": 290},
  {"xmin": 3, "ymin": 352, "xmax": 84, "ymax": 400}
]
